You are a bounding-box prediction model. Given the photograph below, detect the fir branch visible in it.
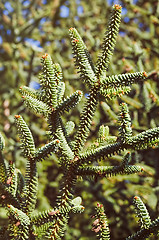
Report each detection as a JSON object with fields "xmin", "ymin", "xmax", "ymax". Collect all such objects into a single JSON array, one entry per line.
[
  {"xmin": 76, "ymin": 165, "xmax": 143, "ymax": 178},
  {"xmin": 73, "ymin": 85, "xmax": 99, "ymax": 155},
  {"xmin": 31, "ymin": 204, "xmax": 78, "ymax": 239},
  {"xmin": 126, "ymin": 217, "xmax": 159, "ymax": 240},
  {"xmin": 100, "ymin": 72, "xmax": 147, "ymax": 90},
  {"xmin": 56, "ymin": 164, "xmax": 78, "ymax": 220},
  {"xmin": 19, "ymin": 86, "xmax": 40, "ymax": 99},
  {"xmin": 118, "ymin": 103, "xmax": 132, "ymax": 143},
  {"xmin": 21, "ymin": 95, "xmax": 51, "ymax": 118},
  {"xmin": 92, "ymin": 202, "xmax": 110, "ymax": 240},
  {"xmin": 14, "ymin": 115, "xmax": 35, "ymax": 158},
  {"xmin": 32, "ymin": 204, "xmax": 71, "ymax": 239},
  {"xmin": 133, "ymin": 196, "xmax": 151, "ymax": 229},
  {"xmin": 127, "ymin": 127, "xmax": 159, "ymax": 150},
  {"xmin": 40, "ymin": 54, "xmax": 58, "ymax": 108},
  {"xmin": 79, "ymin": 127, "xmax": 159, "ymax": 164},
  {"xmin": 100, "ymin": 85, "xmax": 131, "ymax": 100},
  {"xmin": 69, "ymin": 27, "xmax": 97, "ymax": 87},
  {"xmin": 22, "ymin": 161, "xmax": 38, "ymax": 214},
  {"xmin": 55, "ymin": 90, "xmax": 83, "ymax": 116},
  {"xmin": 45, "ymin": 213, "xmax": 69, "ymax": 240},
  {"xmin": 95, "ymin": 4, "xmax": 122, "ymax": 77},
  {"xmin": 79, "ymin": 142, "xmax": 124, "ymax": 165},
  {"xmin": 31, "ymin": 208, "xmax": 60, "ymax": 227},
  {"xmin": 33, "ymin": 139, "xmax": 60, "ymax": 162},
  {"xmin": 7, "ymin": 204, "xmax": 30, "ymax": 240}
]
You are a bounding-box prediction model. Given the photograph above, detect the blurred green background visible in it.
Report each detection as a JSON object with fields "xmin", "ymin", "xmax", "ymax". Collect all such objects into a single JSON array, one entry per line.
[{"xmin": 0, "ymin": 0, "xmax": 159, "ymax": 239}]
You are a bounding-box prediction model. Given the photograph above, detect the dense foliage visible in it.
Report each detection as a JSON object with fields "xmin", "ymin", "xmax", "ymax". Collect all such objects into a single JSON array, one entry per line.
[{"xmin": 0, "ymin": 1, "xmax": 159, "ymax": 239}]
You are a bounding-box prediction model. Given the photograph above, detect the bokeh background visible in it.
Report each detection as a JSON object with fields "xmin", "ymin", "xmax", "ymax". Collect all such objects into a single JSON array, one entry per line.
[{"xmin": 0, "ymin": 0, "xmax": 159, "ymax": 239}]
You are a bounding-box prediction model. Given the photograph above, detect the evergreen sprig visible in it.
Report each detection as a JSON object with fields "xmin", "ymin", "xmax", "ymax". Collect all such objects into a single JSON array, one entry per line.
[
  {"xmin": 69, "ymin": 27, "xmax": 97, "ymax": 87},
  {"xmin": 40, "ymin": 53, "xmax": 59, "ymax": 108},
  {"xmin": 55, "ymin": 90, "xmax": 83, "ymax": 116},
  {"xmin": 95, "ymin": 4, "xmax": 122, "ymax": 77},
  {"xmin": 128, "ymin": 127, "xmax": 159, "ymax": 149},
  {"xmin": 15, "ymin": 115, "xmax": 35, "ymax": 158},
  {"xmin": 7, "ymin": 204, "xmax": 30, "ymax": 240},
  {"xmin": 126, "ymin": 217, "xmax": 159, "ymax": 240},
  {"xmin": 92, "ymin": 202, "xmax": 110, "ymax": 240},
  {"xmin": 118, "ymin": 103, "xmax": 132, "ymax": 143},
  {"xmin": 34, "ymin": 139, "xmax": 60, "ymax": 162},
  {"xmin": 76, "ymin": 165, "xmax": 143, "ymax": 178},
  {"xmin": 19, "ymin": 86, "xmax": 40, "ymax": 99},
  {"xmin": 21, "ymin": 95, "xmax": 51, "ymax": 117},
  {"xmin": 126, "ymin": 196, "xmax": 159, "ymax": 240},
  {"xmin": 100, "ymin": 72, "xmax": 147, "ymax": 89},
  {"xmin": 133, "ymin": 196, "xmax": 151, "ymax": 229},
  {"xmin": 73, "ymin": 85, "xmax": 99, "ymax": 155}
]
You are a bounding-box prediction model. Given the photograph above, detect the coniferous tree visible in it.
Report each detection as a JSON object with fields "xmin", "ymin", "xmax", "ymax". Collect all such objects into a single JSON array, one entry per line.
[{"xmin": 0, "ymin": 1, "xmax": 159, "ymax": 239}]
